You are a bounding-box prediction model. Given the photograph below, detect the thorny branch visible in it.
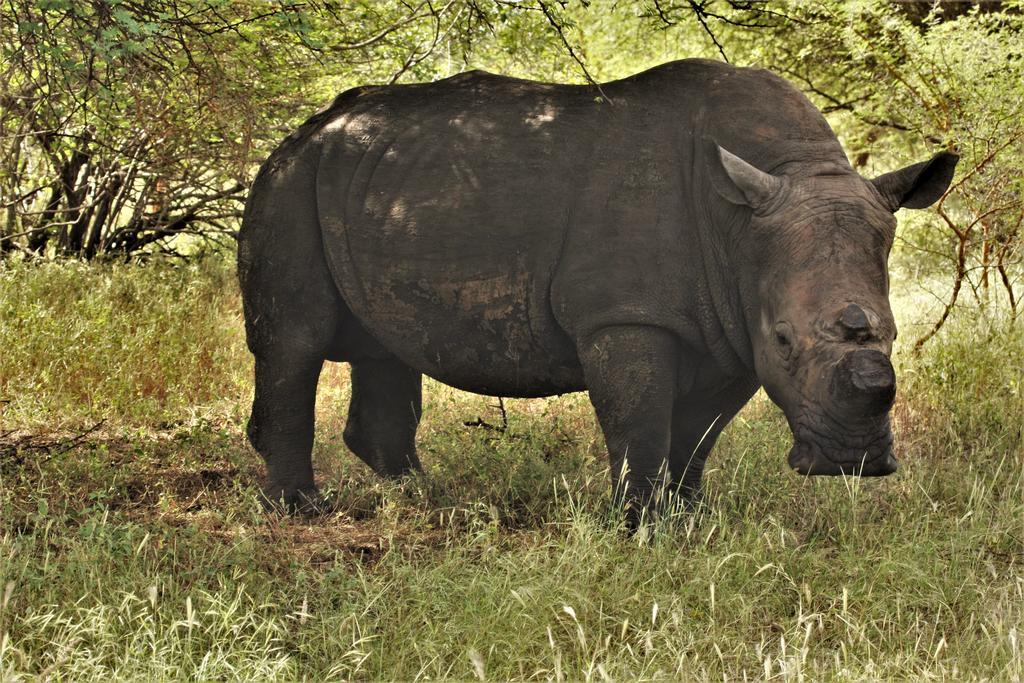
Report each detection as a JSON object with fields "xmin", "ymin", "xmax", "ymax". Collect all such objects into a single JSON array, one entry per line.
[
  {"xmin": 536, "ymin": 0, "xmax": 611, "ymax": 103},
  {"xmin": 686, "ymin": 0, "xmax": 730, "ymax": 62},
  {"xmin": 0, "ymin": 420, "xmax": 106, "ymax": 469}
]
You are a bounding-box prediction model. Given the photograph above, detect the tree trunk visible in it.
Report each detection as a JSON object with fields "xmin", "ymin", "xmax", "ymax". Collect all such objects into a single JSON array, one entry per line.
[
  {"xmin": 57, "ymin": 154, "xmax": 92, "ymax": 255},
  {"xmin": 83, "ymin": 171, "xmax": 122, "ymax": 260}
]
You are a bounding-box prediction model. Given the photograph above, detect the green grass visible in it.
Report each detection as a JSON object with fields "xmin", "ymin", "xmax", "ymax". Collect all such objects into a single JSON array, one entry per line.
[
  {"xmin": 0, "ymin": 259, "xmax": 250, "ymax": 429},
  {"xmin": 1, "ymin": 258, "xmax": 1022, "ymax": 680}
]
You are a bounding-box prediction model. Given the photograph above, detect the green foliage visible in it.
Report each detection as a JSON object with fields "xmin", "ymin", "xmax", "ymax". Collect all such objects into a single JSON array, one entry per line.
[
  {"xmin": 734, "ymin": 2, "xmax": 1024, "ymax": 338},
  {"xmin": 1, "ymin": 259, "xmax": 1022, "ymax": 680},
  {"xmin": 0, "ymin": 1, "xmax": 576, "ymax": 259},
  {"xmin": 2, "ymin": 0, "xmax": 1018, "ymax": 340},
  {"xmin": 19, "ymin": 0, "xmax": 1023, "ymax": 366}
]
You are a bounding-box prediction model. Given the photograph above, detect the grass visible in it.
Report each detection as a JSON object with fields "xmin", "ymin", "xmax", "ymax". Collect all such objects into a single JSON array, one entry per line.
[{"xmin": 1, "ymin": 257, "xmax": 1022, "ymax": 680}]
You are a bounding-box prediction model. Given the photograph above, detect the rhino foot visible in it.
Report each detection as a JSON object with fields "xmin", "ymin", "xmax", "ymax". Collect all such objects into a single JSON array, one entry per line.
[{"xmin": 259, "ymin": 483, "xmax": 332, "ymax": 516}]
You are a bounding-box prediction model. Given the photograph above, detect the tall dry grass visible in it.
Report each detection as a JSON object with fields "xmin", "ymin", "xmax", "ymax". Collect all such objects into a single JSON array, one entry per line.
[{"xmin": 1, "ymin": 258, "xmax": 1021, "ymax": 680}]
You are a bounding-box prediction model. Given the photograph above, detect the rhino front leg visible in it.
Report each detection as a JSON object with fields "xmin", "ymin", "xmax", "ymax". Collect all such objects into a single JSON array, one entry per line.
[
  {"xmin": 578, "ymin": 325, "xmax": 678, "ymax": 526},
  {"xmin": 668, "ymin": 378, "xmax": 759, "ymax": 504}
]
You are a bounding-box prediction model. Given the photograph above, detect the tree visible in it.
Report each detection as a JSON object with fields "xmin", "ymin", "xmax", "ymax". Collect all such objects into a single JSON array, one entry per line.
[
  {"xmin": 0, "ymin": 0, "xmax": 568, "ymax": 260},
  {"xmin": 739, "ymin": 2, "xmax": 1023, "ymax": 341},
  {"xmin": 1, "ymin": 0, "xmax": 1020, "ymax": 343}
]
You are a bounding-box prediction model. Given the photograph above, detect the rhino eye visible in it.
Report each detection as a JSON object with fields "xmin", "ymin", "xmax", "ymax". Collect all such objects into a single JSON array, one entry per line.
[{"xmin": 774, "ymin": 322, "xmax": 794, "ymax": 359}]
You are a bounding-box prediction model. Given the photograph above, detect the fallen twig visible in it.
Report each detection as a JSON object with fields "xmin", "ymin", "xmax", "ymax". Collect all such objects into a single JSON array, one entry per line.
[
  {"xmin": 0, "ymin": 419, "xmax": 107, "ymax": 466},
  {"xmin": 463, "ymin": 398, "xmax": 509, "ymax": 433}
]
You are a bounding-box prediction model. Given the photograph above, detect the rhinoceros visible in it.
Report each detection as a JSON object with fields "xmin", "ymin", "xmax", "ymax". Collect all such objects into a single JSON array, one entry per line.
[{"xmin": 237, "ymin": 59, "xmax": 957, "ymax": 518}]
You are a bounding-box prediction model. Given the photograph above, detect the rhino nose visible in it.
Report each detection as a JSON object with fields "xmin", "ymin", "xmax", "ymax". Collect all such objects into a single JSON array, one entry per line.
[
  {"xmin": 829, "ymin": 349, "xmax": 896, "ymax": 416},
  {"xmin": 838, "ymin": 304, "xmax": 872, "ymax": 341}
]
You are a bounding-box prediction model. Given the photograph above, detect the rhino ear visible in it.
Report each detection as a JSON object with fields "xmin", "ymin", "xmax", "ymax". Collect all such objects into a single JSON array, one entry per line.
[
  {"xmin": 706, "ymin": 141, "xmax": 784, "ymax": 212},
  {"xmin": 871, "ymin": 151, "xmax": 959, "ymax": 212}
]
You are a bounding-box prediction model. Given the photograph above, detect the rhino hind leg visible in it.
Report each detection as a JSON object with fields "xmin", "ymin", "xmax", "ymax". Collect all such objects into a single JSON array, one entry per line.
[
  {"xmin": 242, "ymin": 256, "xmax": 343, "ymax": 512},
  {"xmin": 343, "ymin": 358, "xmax": 422, "ymax": 477},
  {"xmin": 246, "ymin": 298, "xmax": 422, "ymax": 509},
  {"xmin": 248, "ymin": 349, "xmax": 326, "ymax": 512},
  {"xmin": 239, "ymin": 153, "xmax": 350, "ymax": 513}
]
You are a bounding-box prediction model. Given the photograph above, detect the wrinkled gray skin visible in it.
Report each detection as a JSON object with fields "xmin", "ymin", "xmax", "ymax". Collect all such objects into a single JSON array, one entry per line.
[{"xmin": 237, "ymin": 59, "xmax": 958, "ymax": 520}]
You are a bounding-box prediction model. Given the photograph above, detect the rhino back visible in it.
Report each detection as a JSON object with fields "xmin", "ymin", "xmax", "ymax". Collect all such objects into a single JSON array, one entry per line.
[{"xmin": 315, "ymin": 73, "xmax": 598, "ymax": 396}]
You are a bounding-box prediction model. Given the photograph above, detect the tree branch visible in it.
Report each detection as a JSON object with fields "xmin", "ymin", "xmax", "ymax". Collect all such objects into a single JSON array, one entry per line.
[{"xmin": 536, "ymin": 0, "xmax": 611, "ymax": 103}]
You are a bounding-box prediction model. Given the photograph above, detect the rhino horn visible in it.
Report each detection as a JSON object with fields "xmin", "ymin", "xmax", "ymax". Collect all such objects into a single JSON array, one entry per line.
[
  {"xmin": 708, "ymin": 142, "xmax": 785, "ymax": 212},
  {"xmin": 829, "ymin": 348, "xmax": 896, "ymax": 417}
]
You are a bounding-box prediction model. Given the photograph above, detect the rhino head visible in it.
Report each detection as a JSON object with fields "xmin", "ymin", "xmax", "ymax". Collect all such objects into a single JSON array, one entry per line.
[{"xmin": 709, "ymin": 144, "xmax": 958, "ymax": 477}]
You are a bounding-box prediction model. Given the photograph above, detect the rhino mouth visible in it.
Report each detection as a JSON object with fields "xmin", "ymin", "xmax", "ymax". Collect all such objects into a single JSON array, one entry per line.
[{"xmin": 787, "ymin": 417, "xmax": 897, "ymax": 477}]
